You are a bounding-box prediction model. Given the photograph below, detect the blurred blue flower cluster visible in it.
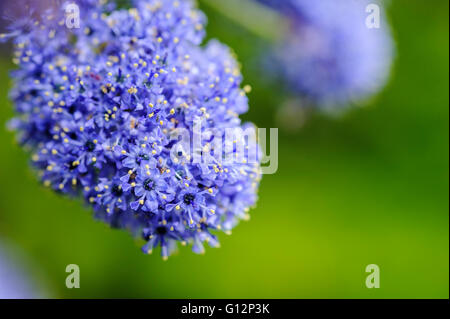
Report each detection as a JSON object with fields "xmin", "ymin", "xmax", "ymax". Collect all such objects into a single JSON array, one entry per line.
[
  {"xmin": 2, "ymin": 0, "xmax": 261, "ymax": 258},
  {"xmin": 0, "ymin": 241, "xmax": 47, "ymax": 298},
  {"xmin": 256, "ymin": 0, "xmax": 394, "ymax": 108}
]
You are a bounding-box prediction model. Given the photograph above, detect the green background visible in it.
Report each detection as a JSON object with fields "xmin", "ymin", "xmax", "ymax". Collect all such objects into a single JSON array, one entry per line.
[{"xmin": 0, "ymin": 0, "xmax": 448, "ymax": 298}]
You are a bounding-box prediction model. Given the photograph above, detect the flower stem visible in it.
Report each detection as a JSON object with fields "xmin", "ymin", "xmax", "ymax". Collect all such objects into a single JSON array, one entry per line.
[{"xmin": 199, "ymin": 0, "xmax": 287, "ymax": 43}]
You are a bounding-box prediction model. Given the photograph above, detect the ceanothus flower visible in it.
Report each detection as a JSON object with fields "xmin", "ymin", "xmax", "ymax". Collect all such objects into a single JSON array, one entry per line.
[
  {"xmin": 2, "ymin": 0, "xmax": 261, "ymax": 259},
  {"xmin": 255, "ymin": 0, "xmax": 395, "ymax": 108},
  {"xmin": 0, "ymin": 241, "xmax": 48, "ymax": 298}
]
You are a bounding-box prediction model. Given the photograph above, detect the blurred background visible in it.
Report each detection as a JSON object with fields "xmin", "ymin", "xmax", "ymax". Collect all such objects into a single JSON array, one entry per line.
[{"xmin": 0, "ymin": 0, "xmax": 448, "ymax": 298}]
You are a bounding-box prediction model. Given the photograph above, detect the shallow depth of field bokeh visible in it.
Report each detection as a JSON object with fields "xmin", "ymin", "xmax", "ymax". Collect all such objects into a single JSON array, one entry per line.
[{"xmin": 0, "ymin": 0, "xmax": 448, "ymax": 298}]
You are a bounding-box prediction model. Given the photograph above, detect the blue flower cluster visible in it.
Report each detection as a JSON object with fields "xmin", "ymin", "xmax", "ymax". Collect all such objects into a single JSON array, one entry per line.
[
  {"xmin": 3, "ymin": 0, "xmax": 261, "ymax": 259},
  {"xmin": 256, "ymin": 0, "xmax": 394, "ymax": 108},
  {"xmin": 0, "ymin": 241, "xmax": 45, "ymax": 298}
]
